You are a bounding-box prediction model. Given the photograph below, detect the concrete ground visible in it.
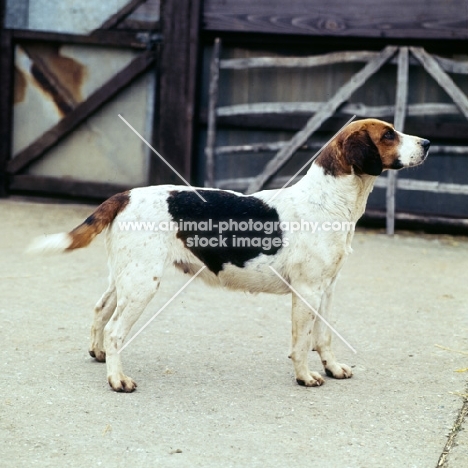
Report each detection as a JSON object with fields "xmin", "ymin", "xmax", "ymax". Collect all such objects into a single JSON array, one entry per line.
[{"xmin": 1, "ymin": 198, "xmax": 467, "ymax": 468}]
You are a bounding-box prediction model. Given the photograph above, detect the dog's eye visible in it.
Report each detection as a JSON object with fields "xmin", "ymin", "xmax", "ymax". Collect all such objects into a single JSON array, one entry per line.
[{"xmin": 383, "ymin": 130, "xmax": 395, "ymax": 141}]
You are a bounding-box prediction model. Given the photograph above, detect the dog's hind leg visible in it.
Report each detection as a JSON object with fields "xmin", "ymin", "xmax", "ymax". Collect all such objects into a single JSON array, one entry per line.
[
  {"xmin": 104, "ymin": 268, "xmax": 161, "ymax": 392},
  {"xmin": 89, "ymin": 275, "xmax": 117, "ymax": 362}
]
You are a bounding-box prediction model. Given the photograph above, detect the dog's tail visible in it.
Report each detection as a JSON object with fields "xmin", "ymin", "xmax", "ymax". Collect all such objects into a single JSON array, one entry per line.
[{"xmin": 27, "ymin": 191, "xmax": 130, "ymax": 254}]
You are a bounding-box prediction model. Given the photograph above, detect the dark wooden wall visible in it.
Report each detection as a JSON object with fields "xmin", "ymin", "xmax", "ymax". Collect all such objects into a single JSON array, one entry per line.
[
  {"xmin": 196, "ymin": 0, "xmax": 468, "ymax": 224},
  {"xmin": 0, "ymin": 0, "xmax": 13, "ymax": 197},
  {"xmin": 203, "ymin": 0, "xmax": 468, "ymax": 40},
  {"xmin": 153, "ymin": 0, "xmax": 202, "ymax": 185}
]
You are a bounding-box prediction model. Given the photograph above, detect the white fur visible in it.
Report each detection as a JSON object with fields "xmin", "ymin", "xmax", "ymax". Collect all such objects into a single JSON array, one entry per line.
[
  {"xmin": 397, "ymin": 131, "xmax": 428, "ymax": 167},
  {"xmin": 27, "ymin": 233, "xmax": 71, "ymax": 255}
]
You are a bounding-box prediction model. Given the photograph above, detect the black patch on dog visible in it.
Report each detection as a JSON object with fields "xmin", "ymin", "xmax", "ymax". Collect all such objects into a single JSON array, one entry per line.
[{"xmin": 167, "ymin": 190, "xmax": 283, "ymax": 274}]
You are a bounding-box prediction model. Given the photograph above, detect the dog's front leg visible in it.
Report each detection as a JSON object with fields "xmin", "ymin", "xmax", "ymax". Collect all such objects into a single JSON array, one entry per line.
[
  {"xmin": 289, "ymin": 291, "xmax": 324, "ymax": 387},
  {"xmin": 314, "ymin": 278, "xmax": 352, "ymax": 380}
]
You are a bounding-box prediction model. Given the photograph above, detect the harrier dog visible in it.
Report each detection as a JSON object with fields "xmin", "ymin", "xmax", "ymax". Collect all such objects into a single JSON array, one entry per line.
[{"xmin": 28, "ymin": 119, "xmax": 430, "ymax": 392}]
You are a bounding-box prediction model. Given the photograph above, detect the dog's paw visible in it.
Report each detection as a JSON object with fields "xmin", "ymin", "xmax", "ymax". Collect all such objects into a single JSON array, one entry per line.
[
  {"xmin": 324, "ymin": 362, "xmax": 353, "ymax": 379},
  {"xmin": 107, "ymin": 374, "xmax": 137, "ymax": 393},
  {"xmin": 296, "ymin": 371, "xmax": 325, "ymax": 387},
  {"xmin": 89, "ymin": 349, "xmax": 106, "ymax": 362}
]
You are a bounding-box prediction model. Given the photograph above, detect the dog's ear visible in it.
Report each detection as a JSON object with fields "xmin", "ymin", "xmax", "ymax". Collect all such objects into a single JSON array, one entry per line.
[{"xmin": 343, "ymin": 130, "xmax": 383, "ymax": 176}]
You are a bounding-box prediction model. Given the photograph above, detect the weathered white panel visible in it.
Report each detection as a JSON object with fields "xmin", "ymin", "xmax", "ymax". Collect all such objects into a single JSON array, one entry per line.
[
  {"xmin": 13, "ymin": 47, "xmax": 61, "ymax": 155},
  {"xmin": 13, "ymin": 45, "xmax": 138, "ymax": 155},
  {"xmin": 13, "ymin": 44, "xmax": 154, "ymax": 187},
  {"xmin": 28, "ymin": 0, "xmax": 130, "ymax": 34},
  {"xmin": 27, "ymin": 73, "xmax": 153, "ymax": 186}
]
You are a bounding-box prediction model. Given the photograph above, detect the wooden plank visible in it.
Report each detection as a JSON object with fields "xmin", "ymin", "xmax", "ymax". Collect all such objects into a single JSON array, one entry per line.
[
  {"xmin": 12, "ymin": 29, "xmax": 155, "ymax": 49},
  {"xmin": 203, "ymin": 0, "xmax": 468, "ymax": 40},
  {"xmin": 375, "ymin": 177, "xmax": 468, "ymax": 196},
  {"xmin": 0, "ymin": 27, "xmax": 14, "ymax": 197},
  {"xmin": 216, "ymin": 142, "xmax": 468, "ymax": 157},
  {"xmin": 220, "ymin": 51, "xmax": 378, "ymax": 69},
  {"xmin": 221, "ymin": 52, "xmax": 468, "ymax": 75},
  {"xmin": 204, "ymin": 38, "xmax": 221, "ymax": 186},
  {"xmin": 430, "ymin": 145, "xmax": 468, "ymax": 155},
  {"xmin": 364, "ymin": 210, "xmax": 468, "ymax": 229},
  {"xmin": 216, "ymin": 102, "xmax": 459, "ymax": 118},
  {"xmin": 7, "ymin": 50, "xmax": 156, "ymax": 174},
  {"xmin": 222, "ymin": 174, "xmax": 468, "ymax": 195},
  {"xmin": 216, "ymin": 141, "xmax": 326, "ymax": 155},
  {"xmin": 202, "ymin": 111, "xmax": 468, "ymax": 139},
  {"xmin": 246, "ymin": 45, "xmax": 397, "ymax": 194},
  {"xmin": 386, "ymin": 47, "xmax": 409, "ymax": 235},
  {"xmin": 434, "ymin": 55, "xmax": 468, "ymax": 75},
  {"xmin": 393, "ymin": 48, "xmax": 409, "ymax": 133},
  {"xmin": 410, "ymin": 47, "xmax": 468, "ymax": 120},
  {"xmin": 154, "ymin": 0, "xmax": 202, "ymax": 185},
  {"xmin": 97, "ymin": 0, "xmax": 147, "ymax": 30},
  {"xmin": 9, "ymin": 175, "xmax": 130, "ymax": 200}
]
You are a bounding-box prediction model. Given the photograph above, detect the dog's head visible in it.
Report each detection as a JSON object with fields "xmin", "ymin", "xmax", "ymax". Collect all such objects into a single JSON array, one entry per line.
[{"xmin": 317, "ymin": 118, "xmax": 430, "ymax": 177}]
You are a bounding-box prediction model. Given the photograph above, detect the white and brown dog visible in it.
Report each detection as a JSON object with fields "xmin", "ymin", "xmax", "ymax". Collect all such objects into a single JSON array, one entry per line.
[{"xmin": 29, "ymin": 119, "xmax": 430, "ymax": 392}]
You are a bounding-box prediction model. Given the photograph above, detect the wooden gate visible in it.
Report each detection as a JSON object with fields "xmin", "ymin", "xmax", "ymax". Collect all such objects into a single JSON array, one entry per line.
[
  {"xmin": 0, "ymin": 0, "xmax": 161, "ymax": 199},
  {"xmin": 205, "ymin": 43, "xmax": 468, "ymax": 233}
]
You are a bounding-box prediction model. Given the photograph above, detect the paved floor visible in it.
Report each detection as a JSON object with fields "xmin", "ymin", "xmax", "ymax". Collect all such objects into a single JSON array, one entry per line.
[{"xmin": 1, "ymin": 199, "xmax": 467, "ymax": 467}]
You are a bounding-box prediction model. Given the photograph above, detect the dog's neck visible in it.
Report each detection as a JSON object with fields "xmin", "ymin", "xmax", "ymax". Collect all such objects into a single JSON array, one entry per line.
[{"xmin": 293, "ymin": 163, "xmax": 378, "ymax": 222}]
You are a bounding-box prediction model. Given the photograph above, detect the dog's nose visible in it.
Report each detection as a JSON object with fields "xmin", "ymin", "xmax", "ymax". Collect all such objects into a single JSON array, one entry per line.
[{"xmin": 421, "ymin": 139, "xmax": 430, "ymax": 150}]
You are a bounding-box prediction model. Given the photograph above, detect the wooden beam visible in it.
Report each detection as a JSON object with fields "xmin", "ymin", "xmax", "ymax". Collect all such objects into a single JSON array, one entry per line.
[
  {"xmin": 386, "ymin": 46, "xmax": 409, "ymax": 235},
  {"xmin": 246, "ymin": 45, "xmax": 397, "ymax": 194},
  {"xmin": 12, "ymin": 29, "xmax": 155, "ymax": 49},
  {"xmin": 410, "ymin": 47, "xmax": 468, "ymax": 120},
  {"xmin": 200, "ymin": 110, "xmax": 468, "ymax": 140},
  {"xmin": 216, "ymin": 102, "xmax": 460, "ymax": 119},
  {"xmin": 219, "ymin": 174, "xmax": 468, "ymax": 196},
  {"xmin": 204, "ymin": 37, "xmax": 221, "ymax": 187},
  {"xmin": 363, "ymin": 210, "xmax": 468, "ymax": 230},
  {"xmin": 375, "ymin": 177, "xmax": 468, "ymax": 196},
  {"xmin": 220, "ymin": 51, "xmax": 378, "ymax": 69},
  {"xmin": 215, "ymin": 142, "xmax": 468, "ymax": 157},
  {"xmin": 0, "ymin": 24, "xmax": 14, "ymax": 197},
  {"xmin": 7, "ymin": 50, "xmax": 156, "ymax": 174},
  {"xmin": 221, "ymin": 51, "xmax": 468, "ymax": 75},
  {"xmin": 203, "ymin": 0, "xmax": 468, "ymax": 40},
  {"xmin": 9, "ymin": 175, "xmax": 130, "ymax": 200},
  {"xmin": 154, "ymin": 0, "xmax": 202, "ymax": 185},
  {"xmin": 97, "ymin": 0, "xmax": 147, "ymax": 30}
]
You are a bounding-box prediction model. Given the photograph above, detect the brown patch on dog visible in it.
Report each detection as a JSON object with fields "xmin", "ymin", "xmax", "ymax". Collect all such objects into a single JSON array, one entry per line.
[
  {"xmin": 66, "ymin": 191, "xmax": 130, "ymax": 250},
  {"xmin": 315, "ymin": 139, "xmax": 352, "ymax": 176}
]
